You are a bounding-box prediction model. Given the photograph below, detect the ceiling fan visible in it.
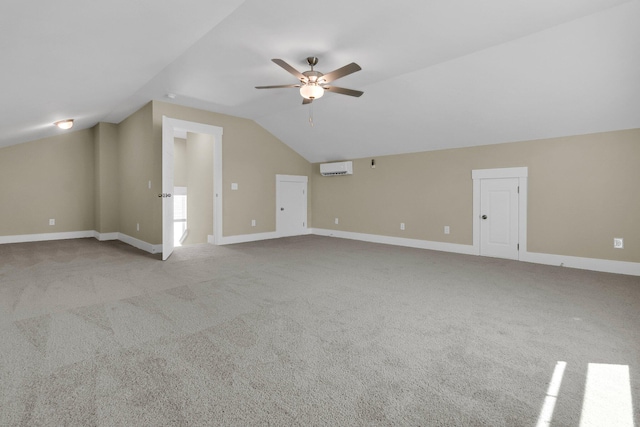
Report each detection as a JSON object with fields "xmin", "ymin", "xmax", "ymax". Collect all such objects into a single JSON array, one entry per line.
[{"xmin": 255, "ymin": 57, "xmax": 363, "ymax": 104}]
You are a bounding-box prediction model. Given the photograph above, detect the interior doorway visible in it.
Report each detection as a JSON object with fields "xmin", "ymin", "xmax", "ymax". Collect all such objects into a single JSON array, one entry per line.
[
  {"xmin": 162, "ymin": 117, "xmax": 223, "ymax": 260},
  {"xmin": 472, "ymin": 167, "xmax": 528, "ymax": 261}
]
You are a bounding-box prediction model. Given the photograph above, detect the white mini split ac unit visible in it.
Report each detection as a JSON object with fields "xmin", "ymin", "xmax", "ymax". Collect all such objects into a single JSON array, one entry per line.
[{"xmin": 320, "ymin": 161, "xmax": 353, "ymax": 176}]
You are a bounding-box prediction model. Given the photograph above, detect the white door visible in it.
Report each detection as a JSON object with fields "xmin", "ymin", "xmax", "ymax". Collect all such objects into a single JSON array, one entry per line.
[
  {"xmin": 161, "ymin": 117, "xmax": 175, "ymax": 260},
  {"xmin": 480, "ymin": 178, "xmax": 519, "ymax": 260},
  {"xmin": 276, "ymin": 176, "xmax": 307, "ymax": 237}
]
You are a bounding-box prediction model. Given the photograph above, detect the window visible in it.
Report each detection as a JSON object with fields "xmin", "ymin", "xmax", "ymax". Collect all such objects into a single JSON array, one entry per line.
[{"xmin": 174, "ymin": 187, "xmax": 187, "ymax": 246}]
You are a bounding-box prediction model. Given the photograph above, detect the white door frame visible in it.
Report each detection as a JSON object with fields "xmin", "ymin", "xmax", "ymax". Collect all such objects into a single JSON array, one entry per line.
[
  {"xmin": 472, "ymin": 167, "xmax": 528, "ymax": 259},
  {"xmin": 162, "ymin": 117, "xmax": 223, "ymax": 260},
  {"xmin": 276, "ymin": 174, "xmax": 308, "ymax": 237}
]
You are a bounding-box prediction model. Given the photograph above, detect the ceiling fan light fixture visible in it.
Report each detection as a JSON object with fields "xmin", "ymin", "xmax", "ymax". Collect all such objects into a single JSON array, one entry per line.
[
  {"xmin": 300, "ymin": 84, "xmax": 324, "ymax": 100},
  {"xmin": 54, "ymin": 119, "xmax": 74, "ymax": 130}
]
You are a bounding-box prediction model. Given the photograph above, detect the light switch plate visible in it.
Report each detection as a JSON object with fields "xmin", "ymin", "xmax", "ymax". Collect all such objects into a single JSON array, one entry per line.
[
  {"xmin": 614, "ymin": 238, "xmax": 623, "ymax": 249},
  {"xmin": 231, "ymin": 183, "xmax": 238, "ymax": 190}
]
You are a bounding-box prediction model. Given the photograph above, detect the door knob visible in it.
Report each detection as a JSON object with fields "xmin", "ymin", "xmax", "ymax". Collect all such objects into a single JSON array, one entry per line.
[
  {"xmin": 482, "ymin": 215, "xmax": 487, "ymax": 220},
  {"xmin": 280, "ymin": 207, "xmax": 284, "ymax": 211}
]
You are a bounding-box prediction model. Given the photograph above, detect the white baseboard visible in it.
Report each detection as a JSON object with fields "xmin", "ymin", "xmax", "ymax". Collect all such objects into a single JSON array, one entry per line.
[
  {"xmin": 118, "ymin": 233, "xmax": 162, "ymax": 254},
  {"xmin": 218, "ymin": 231, "xmax": 280, "ymax": 245},
  {"xmin": 93, "ymin": 231, "xmax": 119, "ymax": 241},
  {"xmin": 3, "ymin": 228, "xmax": 637, "ymax": 275},
  {"xmin": 311, "ymin": 228, "xmax": 640, "ymax": 276},
  {"xmin": 0, "ymin": 230, "xmax": 161, "ymax": 255},
  {"xmin": 311, "ymin": 228, "xmax": 476, "ymax": 255},
  {"xmin": 216, "ymin": 228, "xmax": 313, "ymax": 245},
  {"xmin": 521, "ymin": 251, "xmax": 640, "ymax": 277},
  {"xmin": 0, "ymin": 230, "xmax": 95, "ymax": 244}
]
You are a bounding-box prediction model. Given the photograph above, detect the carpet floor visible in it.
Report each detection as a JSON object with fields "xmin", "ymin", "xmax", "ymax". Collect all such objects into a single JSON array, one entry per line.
[{"xmin": 0, "ymin": 235, "xmax": 638, "ymax": 426}]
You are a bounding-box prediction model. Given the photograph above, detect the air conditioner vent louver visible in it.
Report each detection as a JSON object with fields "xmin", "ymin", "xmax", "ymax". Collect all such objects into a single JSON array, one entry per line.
[{"xmin": 320, "ymin": 161, "xmax": 353, "ymax": 176}]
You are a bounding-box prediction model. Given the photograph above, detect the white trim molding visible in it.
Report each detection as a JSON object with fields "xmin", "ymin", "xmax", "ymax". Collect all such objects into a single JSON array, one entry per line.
[
  {"xmin": 118, "ymin": 233, "xmax": 163, "ymax": 254},
  {"xmin": 521, "ymin": 251, "xmax": 640, "ymax": 277},
  {"xmin": 0, "ymin": 230, "xmax": 95, "ymax": 244},
  {"xmin": 276, "ymin": 174, "xmax": 309, "ymax": 238},
  {"xmin": 0, "ymin": 228, "xmax": 637, "ymax": 275},
  {"xmin": 218, "ymin": 231, "xmax": 280, "ymax": 245},
  {"xmin": 311, "ymin": 228, "xmax": 639, "ymax": 276},
  {"xmin": 312, "ymin": 228, "xmax": 476, "ymax": 255},
  {"xmin": 162, "ymin": 117, "xmax": 223, "ymax": 249},
  {"xmin": 94, "ymin": 232, "xmax": 119, "ymax": 241}
]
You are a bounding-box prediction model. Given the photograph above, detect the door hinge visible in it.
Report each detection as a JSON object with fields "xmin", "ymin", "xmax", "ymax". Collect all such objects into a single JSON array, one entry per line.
[
  {"xmin": 517, "ymin": 243, "xmax": 520, "ymax": 250},
  {"xmin": 517, "ymin": 186, "xmax": 520, "ymax": 193},
  {"xmin": 303, "ymin": 222, "xmax": 305, "ymax": 227}
]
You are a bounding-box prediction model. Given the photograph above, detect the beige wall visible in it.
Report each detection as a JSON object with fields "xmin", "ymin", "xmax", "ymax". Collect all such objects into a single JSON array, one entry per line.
[
  {"xmin": 0, "ymin": 101, "xmax": 311, "ymax": 247},
  {"xmin": 117, "ymin": 102, "xmax": 157, "ymax": 242},
  {"xmin": 311, "ymin": 129, "xmax": 640, "ymax": 263},
  {"xmin": 183, "ymin": 132, "xmax": 214, "ymax": 245},
  {"xmin": 94, "ymin": 123, "xmax": 119, "ymax": 234},
  {"xmin": 0, "ymin": 128, "xmax": 95, "ymax": 236},
  {"xmin": 173, "ymin": 138, "xmax": 187, "ymax": 188},
  {"xmin": 151, "ymin": 101, "xmax": 312, "ymax": 241},
  {"xmin": 1, "ymin": 99, "xmax": 636, "ymax": 266}
]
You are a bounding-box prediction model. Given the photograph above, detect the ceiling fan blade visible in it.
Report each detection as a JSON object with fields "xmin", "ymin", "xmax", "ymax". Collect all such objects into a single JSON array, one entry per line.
[
  {"xmin": 255, "ymin": 84, "xmax": 301, "ymax": 89},
  {"xmin": 324, "ymin": 86, "xmax": 364, "ymax": 97},
  {"xmin": 302, "ymin": 98, "xmax": 313, "ymax": 105},
  {"xmin": 320, "ymin": 63, "xmax": 361, "ymax": 83},
  {"xmin": 272, "ymin": 59, "xmax": 307, "ymax": 82}
]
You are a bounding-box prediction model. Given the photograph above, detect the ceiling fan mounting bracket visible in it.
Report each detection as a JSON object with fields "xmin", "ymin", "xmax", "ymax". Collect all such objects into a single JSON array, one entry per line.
[{"xmin": 306, "ymin": 57, "xmax": 319, "ymax": 68}]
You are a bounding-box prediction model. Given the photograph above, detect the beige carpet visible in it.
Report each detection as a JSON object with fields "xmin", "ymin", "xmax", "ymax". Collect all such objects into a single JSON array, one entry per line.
[{"xmin": 0, "ymin": 236, "xmax": 638, "ymax": 426}]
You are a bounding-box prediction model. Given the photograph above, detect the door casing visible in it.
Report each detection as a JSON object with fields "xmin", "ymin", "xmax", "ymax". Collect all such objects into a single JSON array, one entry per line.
[
  {"xmin": 162, "ymin": 117, "xmax": 223, "ymax": 260},
  {"xmin": 472, "ymin": 167, "xmax": 528, "ymax": 260},
  {"xmin": 276, "ymin": 174, "xmax": 308, "ymax": 237}
]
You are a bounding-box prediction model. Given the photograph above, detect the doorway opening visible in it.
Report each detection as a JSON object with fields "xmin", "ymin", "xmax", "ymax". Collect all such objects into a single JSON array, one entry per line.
[
  {"xmin": 162, "ymin": 117, "xmax": 223, "ymax": 260},
  {"xmin": 173, "ymin": 186, "xmax": 188, "ymax": 246}
]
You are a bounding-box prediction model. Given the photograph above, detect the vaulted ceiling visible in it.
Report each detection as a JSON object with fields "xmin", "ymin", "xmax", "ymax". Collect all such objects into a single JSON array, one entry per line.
[{"xmin": 1, "ymin": 0, "xmax": 639, "ymax": 162}]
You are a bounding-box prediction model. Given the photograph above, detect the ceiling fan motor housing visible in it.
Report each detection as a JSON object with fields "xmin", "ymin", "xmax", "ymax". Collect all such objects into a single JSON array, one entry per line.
[
  {"xmin": 255, "ymin": 56, "xmax": 363, "ymax": 102},
  {"xmin": 303, "ymin": 70, "xmax": 324, "ymax": 84}
]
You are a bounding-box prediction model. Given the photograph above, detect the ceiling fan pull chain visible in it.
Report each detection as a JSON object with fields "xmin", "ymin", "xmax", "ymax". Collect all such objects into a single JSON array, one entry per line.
[{"xmin": 309, "ymin": 104, "xmax": 314, "ymax": 127}]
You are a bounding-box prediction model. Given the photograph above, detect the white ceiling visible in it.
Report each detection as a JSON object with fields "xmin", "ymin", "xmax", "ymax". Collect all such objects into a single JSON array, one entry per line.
[{"xmin": 1, "ymin": 0, "xmax": 639, "ymax": 162}]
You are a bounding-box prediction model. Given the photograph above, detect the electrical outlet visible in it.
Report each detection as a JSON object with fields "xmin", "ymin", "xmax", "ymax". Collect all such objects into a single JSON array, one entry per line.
[
  {"xmin": 251, "ymin": 219, "xmax": 256, "ymax": 227},
  {"xmin": 334, "ymin": 218, "xmax": 339, "ymax": 225},
  {"xmin": 49, "ymin": 219, "xmax": 55, "ymax": 226},
  {"xmin": 231, "ymin": 183, "xmax": 238, "ymax": 190},
  {"xmin": 400, "ymin": 222, "xmax": 405, "ymax": 230},
  {"xmin": 614, "ymin": 238, "xmax": 623, "ymax": 249},
  {"xmin": 444, "ymin": 226, "xmax": 450, "ymax": 235},
  {"xmin": 136, "ymin": 223, "xmax": 140, "ymax": 232}
]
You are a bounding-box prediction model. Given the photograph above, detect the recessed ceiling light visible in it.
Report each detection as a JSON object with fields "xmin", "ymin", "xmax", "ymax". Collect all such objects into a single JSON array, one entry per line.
[
  {"xmin": 54, "ymin": 119, "xmax": 74, "ymax": 130},
  {"xmin": 166, "ymin": 93, "xmax": 176, "ymax": 99}
]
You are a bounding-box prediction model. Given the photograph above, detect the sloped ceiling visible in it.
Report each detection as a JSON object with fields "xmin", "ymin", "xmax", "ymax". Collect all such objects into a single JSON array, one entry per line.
[{"xmin": 1, "ymin": 0, "xmax": 639, "ymax": 162}]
